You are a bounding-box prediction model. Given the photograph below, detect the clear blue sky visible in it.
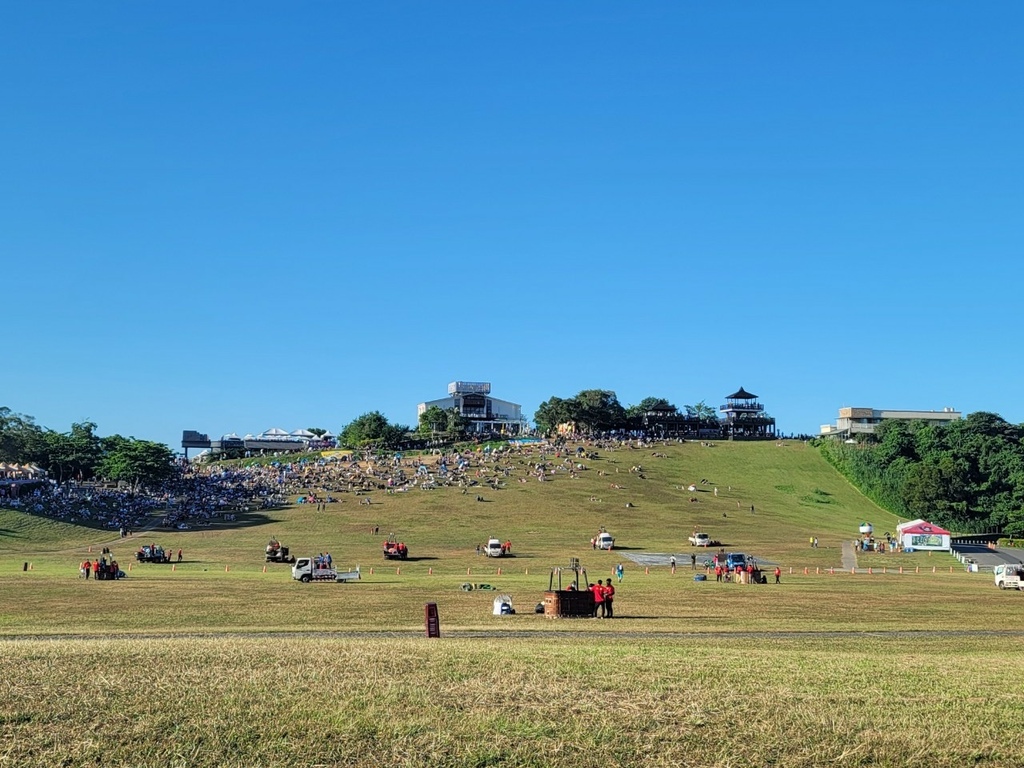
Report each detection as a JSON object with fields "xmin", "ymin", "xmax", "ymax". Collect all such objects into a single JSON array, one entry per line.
[{"xmin": 4, "ymin": 3, "xmax": 1021, "ymax": 448}]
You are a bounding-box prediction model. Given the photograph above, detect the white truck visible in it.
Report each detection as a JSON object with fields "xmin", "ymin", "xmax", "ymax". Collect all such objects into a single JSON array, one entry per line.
[
  {"xmin": 484, "ymin": 538, "xmax": 509, "ymax": 557},
  {"xmin": 291, "ymin": 558, "xmax": 361, "ymax": 583},
  {"xmin": 688, "ymin": 532, "xmax": 711, "ymax": 547},
  {"xmin": 994, "ymin": 563, "xmax": 1024, "ymax": 590}
]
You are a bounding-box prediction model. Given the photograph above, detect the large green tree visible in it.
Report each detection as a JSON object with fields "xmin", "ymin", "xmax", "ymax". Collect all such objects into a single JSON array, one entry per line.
[
  {"xmin": 534, "ymin": 396, "xmax": 579, "ymax": 435},
  {"xmin": 0, "ymin": 407, "xmax": 45, "ymax": 462},
  {"xmin": 573, "ymin": 389, "xmax": 626, "ymax": 433},
  {"xmin": 417, "ymin": 406, "xmax": 448, "ymax": 436},
  {"xmin": 339, "ymin": 412, "xmax": 409, "ymax": 448},
  {"xmin": 98, "ymin": 437, "xmax": 176, "ymax": 492},
  {"xmin": 625, "ymin": 398, "xmax": 675, "ymax": 420},
  {"xmin": 42, "ymin": 422, "xmax": 103, "ymax": 483}
]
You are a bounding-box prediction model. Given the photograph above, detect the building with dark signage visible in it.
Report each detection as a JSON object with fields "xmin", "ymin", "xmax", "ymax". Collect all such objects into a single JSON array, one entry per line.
[{"xmin": 417, "ymin": 381, "xmax": 527, "ymax": 435}]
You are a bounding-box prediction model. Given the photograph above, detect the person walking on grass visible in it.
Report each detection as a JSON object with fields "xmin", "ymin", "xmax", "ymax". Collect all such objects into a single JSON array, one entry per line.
[{"xmin": 774, "ymin": 566, "xmax": 781, "ymax": 584}]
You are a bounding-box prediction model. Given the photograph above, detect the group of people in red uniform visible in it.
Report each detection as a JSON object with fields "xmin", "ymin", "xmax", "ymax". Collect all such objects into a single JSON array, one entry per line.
[
  {"xmin": 80, "ymin": 553, "xmax": 121, "ymax": 580},
  {"xmin": 588, "ymin": 579, "xmax": 615, "ymax": 617}
]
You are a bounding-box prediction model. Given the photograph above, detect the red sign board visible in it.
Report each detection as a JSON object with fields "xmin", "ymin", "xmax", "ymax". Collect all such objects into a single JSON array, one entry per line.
[{"xmin": 425, "ymin": 602, "xmax": 440, "ymax": 638}]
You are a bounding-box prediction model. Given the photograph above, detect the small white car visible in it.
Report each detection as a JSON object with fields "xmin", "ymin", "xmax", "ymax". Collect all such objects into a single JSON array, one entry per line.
[
  {"xmin": 596, "ymin": 532, "xmax": 615, "ymax": 550},
  {"xmin": 688, "ymin": 533, "xmax": 710, "ymax": 547}
]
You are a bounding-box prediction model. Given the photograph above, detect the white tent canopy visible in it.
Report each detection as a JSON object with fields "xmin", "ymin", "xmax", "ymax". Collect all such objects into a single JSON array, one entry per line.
[
  {"xmin": 260, "ymin": 428, "xmax": 289, "ymax": 437},
  {"xmin": 290, "ymin": 429, "xmax": 316, "ymax": 438}
]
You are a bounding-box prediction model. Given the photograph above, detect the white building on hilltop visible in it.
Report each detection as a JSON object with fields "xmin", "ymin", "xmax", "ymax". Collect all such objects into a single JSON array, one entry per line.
[
  {"xmin": 820, "ymin": 407, "xmax": 961, "ymax": 439},
  {"xmin": 417, "ymin": 381, "xmax": 527, "ymax": 435}
]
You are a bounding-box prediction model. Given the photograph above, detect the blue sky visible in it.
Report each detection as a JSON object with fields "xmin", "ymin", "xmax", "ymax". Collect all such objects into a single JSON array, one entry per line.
[{"xmin": 3, "ymin": 3, "xmax": 1021, "ymax": 448}]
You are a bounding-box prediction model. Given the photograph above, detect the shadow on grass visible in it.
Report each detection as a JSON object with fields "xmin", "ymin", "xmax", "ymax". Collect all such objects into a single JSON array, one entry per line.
[{"xmin": 152, "ymin": 510, "xmax": 284, "ymax": 534}]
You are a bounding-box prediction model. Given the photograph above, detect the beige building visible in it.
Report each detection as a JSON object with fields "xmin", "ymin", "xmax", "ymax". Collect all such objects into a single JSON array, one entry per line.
[
  {"xmin": 417, "ymin": 381, "xmax": 527, "ymax": 435},
  {"xmin": 820, "ymin": 406, "xmax": 961, "ymax": 438}
]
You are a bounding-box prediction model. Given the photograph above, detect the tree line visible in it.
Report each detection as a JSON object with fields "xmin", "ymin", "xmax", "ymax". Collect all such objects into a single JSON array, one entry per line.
[
  {"xmin": 533, "ymin": 391, "xmax": 720, "ymax": 434},
  {"xmin": 814, "ymin": 412, "xmax": 1024, "ymax": 535},
  {"xmin": 0, "ymin": 407, "xmax": 175, "ymax": 491},
  {"xmin": 336, "ymin": 391, "xmax": 721, "ymax": 449}
]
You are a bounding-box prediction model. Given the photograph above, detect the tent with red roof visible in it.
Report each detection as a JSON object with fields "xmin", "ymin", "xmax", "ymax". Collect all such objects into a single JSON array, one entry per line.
[{"xmin": 896, "ymin": 520, "xmax": 951, "ymax": 551}]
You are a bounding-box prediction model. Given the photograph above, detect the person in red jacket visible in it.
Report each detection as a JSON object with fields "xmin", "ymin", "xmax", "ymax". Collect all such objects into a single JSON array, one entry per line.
[
  {"xmin": 589, "ymin": 579, "xmax": 605, "ymax": 618},
  {"xmin": 601, "ymin": 580, "xmax": 615, "ymax": 618}
]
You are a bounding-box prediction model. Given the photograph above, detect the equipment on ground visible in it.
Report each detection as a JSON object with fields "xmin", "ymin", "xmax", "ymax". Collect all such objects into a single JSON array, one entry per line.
[
  {"xmin": 383, "ymin": 534, "xmax": 409, "ymax": 560},
  {"xmin": 265, "ymin": 539, "xmax": 296, "ymax": 563},
  {"xmin": 543, "ymin": 557, "xmax": 595, "ymax": 618}
]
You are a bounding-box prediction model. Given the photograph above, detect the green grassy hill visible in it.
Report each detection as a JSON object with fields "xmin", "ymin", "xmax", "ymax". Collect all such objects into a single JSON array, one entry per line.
[
  {"xmin": 1, "ymin": 439, "xmax": 983, "ymax": 637},
  {"xmin": 1, "ymin": 440, "xmax": 898, "ymax": 566}
]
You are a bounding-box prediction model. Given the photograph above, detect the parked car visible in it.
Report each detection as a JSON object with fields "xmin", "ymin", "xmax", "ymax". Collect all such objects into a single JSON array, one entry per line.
[
  {"xmin": 726, "ymin": 552, "xmax": 748, "ymax": 570},
  {"xmin": 688, "ymin": 532, "xmax": 710, "ymax": 547}
]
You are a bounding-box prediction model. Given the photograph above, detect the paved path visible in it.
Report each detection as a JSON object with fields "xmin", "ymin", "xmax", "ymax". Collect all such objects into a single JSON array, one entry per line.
[
  {"xmin": 841, "ymin": 540, "xmax": 858, "ymax": 571},
  {"xmin": 951, "ymin": 543, "xmax": 1024, "ymax": 572}
]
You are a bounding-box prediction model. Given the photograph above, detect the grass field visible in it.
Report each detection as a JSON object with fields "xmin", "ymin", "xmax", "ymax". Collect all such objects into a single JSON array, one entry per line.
[{"xmin": 2, "ymin": 440, "xmax": 1023, "ymax": 766}]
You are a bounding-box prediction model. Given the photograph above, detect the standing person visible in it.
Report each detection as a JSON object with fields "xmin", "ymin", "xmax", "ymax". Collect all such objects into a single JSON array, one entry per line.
[
  {"xmin": 615, "ymin": 562, "xmax": 624, "ymax": 583},
  {"xmin": 83, "ymin": 559, "xmax": 91, "ymax": 580},
  {"xmin": 590, "ymin": 579, "xmax": 605, "ymax": 618},
  {"xmin": 602, "ymin": 579, "xmax": 615, "ymax": 618},
  {"xmin": 691, "ymin": 552, "xmax": 697, "ymax": 570},
  {"xmin": 177, "ymin": 549, "xmax": 183, "ymax": 563},
  {"xmin": 774, "ymin": 566, "xmax": 781, "ymax": 584},
  {"xmin": 670, "ymin": 555, "xmax": 676, "ymax": 572}
]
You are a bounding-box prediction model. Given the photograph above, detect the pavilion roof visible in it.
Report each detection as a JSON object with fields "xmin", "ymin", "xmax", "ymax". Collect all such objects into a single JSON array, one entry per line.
[{"xmin": 726, "ymin": 387, "xmax": 758, "ymax": 400}]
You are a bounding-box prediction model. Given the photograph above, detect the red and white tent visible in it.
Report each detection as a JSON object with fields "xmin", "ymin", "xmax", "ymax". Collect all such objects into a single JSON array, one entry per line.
[{"xmin": 896, "ymin": 520, "xmax": 951, "ymax": 551}]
